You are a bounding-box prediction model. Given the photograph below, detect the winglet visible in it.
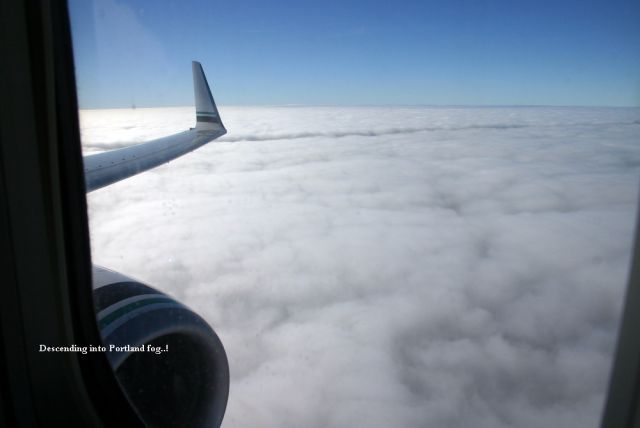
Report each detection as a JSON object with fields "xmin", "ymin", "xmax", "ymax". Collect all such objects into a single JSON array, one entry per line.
[{"xmin": 192, "ymin": 61, "xmax": 225, "ymax": 131}]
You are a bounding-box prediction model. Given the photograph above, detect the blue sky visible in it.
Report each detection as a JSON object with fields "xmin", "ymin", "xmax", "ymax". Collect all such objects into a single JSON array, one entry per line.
[{"xmin": 69, "ymin": 0, "xmax": 640, "ymax": 108}]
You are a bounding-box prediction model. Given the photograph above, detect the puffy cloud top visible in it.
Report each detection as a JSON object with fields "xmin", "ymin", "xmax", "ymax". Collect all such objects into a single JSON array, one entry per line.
[{"xmin": 81, "ymin": 106, "xmax": 640, "ymax": 427}]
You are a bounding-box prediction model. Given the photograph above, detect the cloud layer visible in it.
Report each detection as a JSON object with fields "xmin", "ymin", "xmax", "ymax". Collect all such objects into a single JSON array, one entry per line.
[{"xmin": 81, "ymin": 106, "xmax": 640, "ymax": 427}]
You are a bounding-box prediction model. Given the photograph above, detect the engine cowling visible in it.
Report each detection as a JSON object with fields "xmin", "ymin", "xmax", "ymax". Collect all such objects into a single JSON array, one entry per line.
[{"xmin": 92, "ymin": 266, "xmax": 229, "ymax": 427}]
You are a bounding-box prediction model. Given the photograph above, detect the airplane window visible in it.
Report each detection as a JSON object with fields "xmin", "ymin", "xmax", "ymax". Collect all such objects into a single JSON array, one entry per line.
[{"xmin": 68, "ymin": 0, "xmax": 640, "ymax": 426}]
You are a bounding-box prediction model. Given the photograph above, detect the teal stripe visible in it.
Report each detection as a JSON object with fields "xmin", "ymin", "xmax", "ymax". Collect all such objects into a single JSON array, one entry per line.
[
  {"xmin": 196, "ymin": 111, "xmax": 217, "ymax": 116},
  {"xmin": 98, "ymin": 297, "xmax": 173, "ymax": 329}
]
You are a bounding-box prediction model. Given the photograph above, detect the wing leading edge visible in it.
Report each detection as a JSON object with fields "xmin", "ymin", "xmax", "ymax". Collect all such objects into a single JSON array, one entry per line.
[{"xmin": 83, "ymin": 61, "xmax": 226, "ymax": 193}]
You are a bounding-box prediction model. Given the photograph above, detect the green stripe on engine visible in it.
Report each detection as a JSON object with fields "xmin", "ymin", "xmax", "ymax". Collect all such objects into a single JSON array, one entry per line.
[{"xmin": 98, "ymin": 296, "xmax": 174, "ymax": 330}]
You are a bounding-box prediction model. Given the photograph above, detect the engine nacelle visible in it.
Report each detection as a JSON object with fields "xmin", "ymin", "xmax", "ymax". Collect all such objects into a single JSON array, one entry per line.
[{"xmin": 92, "ymin": 266, "xmax": 229, "ymax": 427}]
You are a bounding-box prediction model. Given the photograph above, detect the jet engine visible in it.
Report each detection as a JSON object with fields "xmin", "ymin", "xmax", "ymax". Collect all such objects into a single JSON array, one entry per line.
[{"xmin": 92, "ymin": 266, "xmax": 229, "ymax": 427}]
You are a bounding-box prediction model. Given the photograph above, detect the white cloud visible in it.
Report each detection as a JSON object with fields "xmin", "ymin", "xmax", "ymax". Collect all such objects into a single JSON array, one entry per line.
[{"xmin": 81, "ymin": 106, "xmax": 640, "ymax": 427}]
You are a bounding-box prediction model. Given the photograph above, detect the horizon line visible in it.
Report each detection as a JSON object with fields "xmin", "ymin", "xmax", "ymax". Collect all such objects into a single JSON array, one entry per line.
[{"xmin": 78, "ymin": 103, "xmax": 640, "ymax": 111}]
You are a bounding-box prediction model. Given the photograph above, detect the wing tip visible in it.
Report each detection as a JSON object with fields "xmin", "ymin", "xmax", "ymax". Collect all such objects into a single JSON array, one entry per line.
[{"xmin": 192, "ymin": 60, "xmax": 225, "ymax": 131}]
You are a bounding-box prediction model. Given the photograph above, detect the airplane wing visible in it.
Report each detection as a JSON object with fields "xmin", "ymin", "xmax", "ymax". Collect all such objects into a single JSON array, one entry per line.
[
  {"xmin": 83, "ymin": 61, "xmax": 226, "ymax": 192},
  {"xmin": 80, "ymin": 61, "xmax": 230, "ymax": 425}
]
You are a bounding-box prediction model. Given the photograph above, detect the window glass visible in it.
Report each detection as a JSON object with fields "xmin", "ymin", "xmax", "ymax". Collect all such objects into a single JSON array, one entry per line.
[{"xmin": 69, "ymin": 0, "xmax": 640, "ymax": 426}]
